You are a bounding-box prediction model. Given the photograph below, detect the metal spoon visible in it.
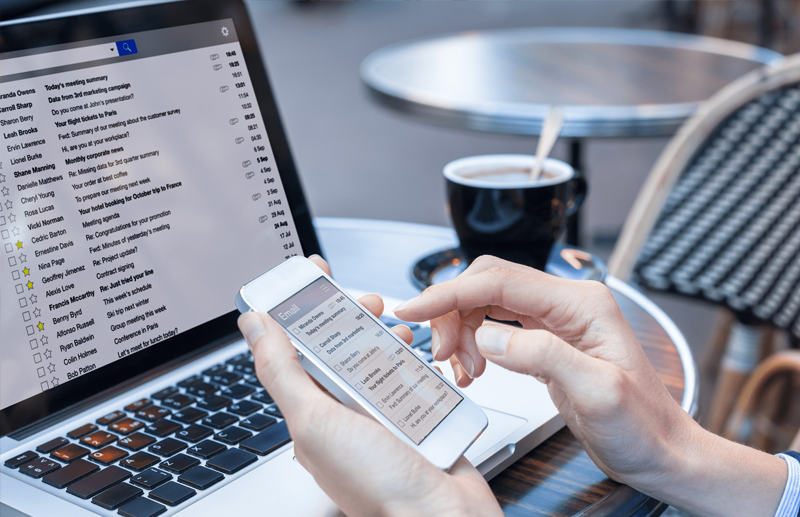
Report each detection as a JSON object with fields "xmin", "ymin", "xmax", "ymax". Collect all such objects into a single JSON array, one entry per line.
[{"xmin": 529, "ymin": 106, "xmax": 564, "ymax": 182}]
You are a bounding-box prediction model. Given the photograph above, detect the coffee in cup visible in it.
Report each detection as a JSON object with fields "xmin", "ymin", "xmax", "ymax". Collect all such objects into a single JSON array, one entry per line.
[{"xmin": 444, "ymin": 154, "xmax": 586, "ymax": 270}]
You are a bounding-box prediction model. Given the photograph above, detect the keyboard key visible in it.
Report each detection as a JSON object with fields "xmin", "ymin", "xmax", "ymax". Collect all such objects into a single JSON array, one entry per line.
[
  {"xmin": 159, "ymin": 454, "xmax": 199, "ymax": 474},
  {"xmin": 221, "ymin": 384, "xmax": 254, "ymax": 399},
  {"xmin": 52, "ymin": 443, "xmax": 90, "ymax": 462},
  {"xmin": 208, "ymin": 371, "xmax": 241, "ymax": 386},
  {"xmin": 130, "ymin": 467, "xmax": 172, "ymax": 490},
  {"xmin": 202, "ymin": 412, "xmax": 238, "ymax": 429},
  {"xmin": 118, "ymin": 496, "xmax": 167, "ymax": 517},
  {"xmin": 215, "ymin": 426, "xmax": 252, "ymax": 445},
  {"xmin": 148, "ymin": 438, "xmax": 187, "ymax": 457},
  {"xmin": 145, "ymin": 420, "xmax": 182, "ymax": 438},
  {"xmin": 5, "ymin": 451, "xmax": 38, "ymax": 469},
  {"xmin": 226, "ymin": 353, "xmax": 251, "ymax": 367},
  {"xmin": 232, "ymin": 361, "xmax": 256, "ymax": 375},
  {"xmin": 37, "ymin": 437, "xmax": 69, "ymax": 453},
  {"xmin": 124, "ymin": 399, "xmax": 153, "ymax": 413},
  {"xmin": 110, "ymin": 418, "xmax": 145, "ymax": 435},
  {"xmin": 185, "ymin": 382, "xmax": 217, "ymax": 398},
  {"xmin": 67, "ymin": 423, "xmax": 98, "ymax": 439},
  {"xmin": 240, "ymin": 414, "xmax": 276, "ymax": 432},
  {"xmin": 177, "ymin": 375, "xmax": 203, "ymax": 388},
  {"xmin": 172, "ymin": 407, "xmax": 208, "ymax": 424},
  {"xmin": 175, "ymin": 424, "xmax": 213, "ymax": 443},
  {"xmin": 150, "ymin": 386, "xmax": 178, "ymax": 401},
  {"xmin": 161, "ymin": 394, "xmax": 195, "ymax": 410},
  {"xmin": 228, "ymin": 400, "xmax": 261, "ymax": 416},
  {"xmin": 263, "ymin": 405, "xmax": 284, "ymax": 419},
  {"xmin": 206, "ymin": 448, "xmax": 257, "ymax": 475},
  {"xmin": 81, "ymin": 431, "xmax": 118, "ymax": 449},
  {"xmin": 92, "ymin": 482, "xmax": 143, "ymax": 510},
  {"xmin": 135, "ymin": 406, "xmax": 171, "ymax": 423},
  {"xmin": 67, "ymin": 465, "xmax": 131, "ymax": 499},
  {"xmin": 186, "ymin": 440, "xmax": 226, "ymax": 459},
  {"xmin": 202, "ymin": 364, "xmax": 227, "ymax": 377},
  {"xmin": 20, "ymin": 457, "xmax": 61, "ymax": 478},
  {"xmin": 43, "ymin": 458, "xmax": 99, "ymax": 488},
  {"xmin": 118, "ymin": 433, "xmax": 156, "ymax": 451},
  {"xmin": 148, "ymin": 481, "xmax": 196, "ymax": 506},
  {"xmin": 120, "ymin": 452, "xmax": 160, "ymax": 471},
  {"xmin": 196, "ymin": 394, "xmax": 232, "ymax": 412},
  {"xmin": 89, "ymin": 446, "xmax": 129, "ymax": 465},
  {"xmin": 239, "ymin": 421, "xmax": 291, "ymax": 456},
  {"xmin": 250, "ymin": 390, "xmax": 273, "ymax": 404},
  {"xmin": 242, "ymin": 375, "xmax": 264, "ymax": 389},
  {"xmin": 177, "ymin": 465, "xmax": 224, "ymax": 490},
  {"xmin": 97, "ymin": 411, "xmax": 126, "ymax": 426}
]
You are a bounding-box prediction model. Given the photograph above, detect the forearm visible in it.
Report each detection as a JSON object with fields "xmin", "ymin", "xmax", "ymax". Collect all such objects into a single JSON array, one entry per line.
[{"xmin": 637, "ymin": 414, "xmax": 786, "ymax": 517}]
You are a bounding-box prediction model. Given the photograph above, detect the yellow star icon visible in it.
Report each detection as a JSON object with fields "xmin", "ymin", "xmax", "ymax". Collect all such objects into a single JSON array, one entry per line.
[
  {"xmin": 26, "ymin": 280, "xmax": 33, "ymax": 290},
  {"xmin": 37, "ymin": 322, "xmax": 44, "ymax": 331},
  {"xmin": 15, "ymin": 240, "xmax": 22, "ymax": 249},
  {"xmin": 22, "ymin": 267, "xmax": 30, "ymax": 276}
]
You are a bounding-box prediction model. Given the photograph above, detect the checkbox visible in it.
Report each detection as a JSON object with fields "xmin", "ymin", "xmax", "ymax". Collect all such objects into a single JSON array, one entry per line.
[
  {"xmin": 33, "ymin": 353, "xmax": 42, "ymax": 364},
  {"xmin": 8, "ymin": 256, "xmax": 16, "ymax": 266},
  {"xmin": 40, "ymin": 381, "xmax": 49, "ymax": 391},
  {"xmin": 388, "ymin": 354, "xmax": 395, "ymax": 361},
  {"xmin": 334, "ymin": 364, "xmax": 341, "ymax": 372},
  {"xmin": 377, "ymin": 402, "xmax": 384, "ymax": 409},
  {"xmin": 37, "ymin": 367, "xmax": 45, "ymax": 378},
  {"xmin": 22, "ymin": 311, "xmax": 31, "ymax": 322},
  {"xmin": 0, "ymin": 216, "xmax": 5, "ymax": 225},
  {"xmin": 313, "ymin": 346, "xmax": 321, "ymax": 353},
  {"xmin": 30, "ymin": 338, "xmax": 38, "ymax": 349},
  {"xmin": 292, "ymin": 328, "xmax": 300, "ymax": 335},
  {"xmin": 4, "ymin": 243, "xmax": 12, "ymax": 253},
  {"xmin": 15, "ymin": 283, "xmax": 23, "ymax": 294},
  {"xmin": 356, "ymin": 382, "xmax": 363, "ymax": 390},
  {"xmin": 26, "ymin": 325, "xmax": 34, "ymax": 336},
  {"xmin": 19, "ymin": 297, "xmax": 28, "ymax": 308},
  {"xmin": 397, "ymin": 420, "xmax": 405, "ymax": 428},
  {"xmin": 1, "ymin": 229, "xmax": 8, "ymax": 239},
  {"xmin": 12, "ymin": 270, "xmax": 20, "ymax": 280}
]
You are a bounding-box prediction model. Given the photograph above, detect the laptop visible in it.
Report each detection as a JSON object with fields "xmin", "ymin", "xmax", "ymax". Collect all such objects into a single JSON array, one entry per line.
[{"xmin": 0, "ymin": 2, "xmax": 563, "ymax": 515}]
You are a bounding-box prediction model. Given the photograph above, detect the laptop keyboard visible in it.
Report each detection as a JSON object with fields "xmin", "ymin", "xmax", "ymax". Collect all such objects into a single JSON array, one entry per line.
[{"xmin": 3, "ymin": 315, "xmax": 432, "ymax": 516}]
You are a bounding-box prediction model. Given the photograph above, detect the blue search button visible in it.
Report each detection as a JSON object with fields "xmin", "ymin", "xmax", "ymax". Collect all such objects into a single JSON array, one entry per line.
[{"xmin": 116, "ymin": 39, "xmax": 138, "ymax": 56}]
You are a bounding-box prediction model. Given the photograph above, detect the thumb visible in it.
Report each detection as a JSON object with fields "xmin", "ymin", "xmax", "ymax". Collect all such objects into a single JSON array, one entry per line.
[
  {"xmin": 238, "ymin": 311, "xmax": 326, "ymax": 420},
  {"xmin": 474, "ymin": 325, "xmax": 605, "ymax": 396}
]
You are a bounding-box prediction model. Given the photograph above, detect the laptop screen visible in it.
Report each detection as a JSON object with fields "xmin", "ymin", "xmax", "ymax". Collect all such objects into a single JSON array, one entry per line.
[{"xmin": 0, "ymin": 1, "xmax": 321, "ymax": 435}]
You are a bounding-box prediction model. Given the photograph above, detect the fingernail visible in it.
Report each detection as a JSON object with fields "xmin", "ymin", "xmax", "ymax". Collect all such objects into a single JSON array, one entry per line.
[
  {"xmin": 431, "ymin": 328, "xmax": 440, "ymax": 361},
  {"xmin": 455, "ymin": 350, "xmax": 474, "ymax": 379},
  {"xmin": 309, "ymin": 254, "xmax": 323, "ymax": 259},
  {"xmin": 239, "ymin": 313, "xmax": 265, "ymax": 351},
  {"xmin": 393, "ymin": 296, "xmax": 419, "ymax": 312},
  {"xmin": 476, "ymin": 326, "xmax": 511, "ymax": 356}
]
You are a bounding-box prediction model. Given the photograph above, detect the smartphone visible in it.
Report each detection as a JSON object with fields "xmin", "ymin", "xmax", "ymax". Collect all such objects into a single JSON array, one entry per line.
[{"xmin": 235, "ymin": 256, "xmax": 488, "ymax": 470}]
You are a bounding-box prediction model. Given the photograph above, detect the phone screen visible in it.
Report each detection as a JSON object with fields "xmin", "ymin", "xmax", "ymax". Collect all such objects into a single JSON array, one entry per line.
[{"xmin": 268, "ymin": 277, "xmax": 462, "ymax": 444}]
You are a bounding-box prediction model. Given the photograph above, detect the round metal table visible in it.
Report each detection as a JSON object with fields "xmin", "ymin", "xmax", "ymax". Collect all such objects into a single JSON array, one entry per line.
[{"xmin": 314, "ymin": 217, "xmax": 697, "ymax": 517}]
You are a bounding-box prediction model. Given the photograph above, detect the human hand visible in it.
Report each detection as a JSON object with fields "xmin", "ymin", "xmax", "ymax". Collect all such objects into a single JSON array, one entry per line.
[
  {"xmin": 394, "ymin": 256, "xmax": 786, "ymax": 516},
  {"xmin": 237, "ymin": 256, "xmax": 501, "ymax": 517}
]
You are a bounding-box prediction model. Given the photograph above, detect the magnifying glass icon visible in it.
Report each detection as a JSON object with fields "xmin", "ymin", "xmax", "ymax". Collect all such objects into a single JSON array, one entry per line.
[
  {"xmin": 115, "ymin": 39, "xmax": 137, "ymax": 56},
  {"xmin": 122, "ymin": 43, "xmax": 131, "ymax": 53}
]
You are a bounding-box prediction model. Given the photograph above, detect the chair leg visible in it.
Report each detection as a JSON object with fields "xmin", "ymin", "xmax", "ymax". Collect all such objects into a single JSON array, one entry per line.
[
  {"xmin": 707, "ymin": 322, "xmax": 764, "ymax": 436},
  {"xmin": 702, "ymin": 309, "xmax": 735, "ymax": 379}
]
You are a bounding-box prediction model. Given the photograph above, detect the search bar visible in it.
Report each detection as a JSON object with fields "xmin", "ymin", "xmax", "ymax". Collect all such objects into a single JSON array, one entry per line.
[{"xmin": 1, "ymin": 41, "xmax": 135, "ymax": 77}]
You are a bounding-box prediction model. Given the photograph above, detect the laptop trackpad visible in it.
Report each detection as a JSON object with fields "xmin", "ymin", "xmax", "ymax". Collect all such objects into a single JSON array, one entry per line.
[{"xmin": 464, "ymin": 407, "xmax": 527, "ymax": 464}]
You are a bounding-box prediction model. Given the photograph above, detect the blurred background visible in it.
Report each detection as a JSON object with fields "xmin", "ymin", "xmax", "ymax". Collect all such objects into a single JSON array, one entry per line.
[{"xmin": 4, "ymin": 0, "xmax": 800, "ymax": 446}]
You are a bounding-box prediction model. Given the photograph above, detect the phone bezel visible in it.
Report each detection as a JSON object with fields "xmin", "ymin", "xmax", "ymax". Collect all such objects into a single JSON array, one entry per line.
[{"xmin": 237, "ymin": 256, "xmax": 488, "ymax": 470}]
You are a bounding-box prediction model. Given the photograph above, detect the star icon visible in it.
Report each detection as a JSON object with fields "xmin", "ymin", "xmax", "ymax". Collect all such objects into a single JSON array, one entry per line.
[
  {"xmin": 44, "ymin": 349, "xmax": 52, "ymax": 360},
  {"xmin": 18, "ymin": 253, "xmax": 26, "ymax": 263},
  {"xmin": 8, "ymin": 213, "xmax": 16, "ymax": 223},
  {"xmin": 33, "ymin": 307, "xmax": 41, "ymax": 318},
  {"xmin": 29, "ymin": 293, "xmax": 37, "ymax": 304},
  {"xmin": 40, "ymin": 335, "xmax": 48, "ymax": 345},
  {"xmin": 4, "ymin": 200, "xmax": 11, "ymax": 210},
  {"xmin": 47, "ymin": 363, "xmax": 55, "ymax": 374},
  {"xmin": 22, "ymin": 267, "xmax": 29, "ymax": 276},
  {"xmin": 51, "ymin": 377, "xmax": 59, "ymax": 387},
  {"xmin": 0, "ymin": 186, "xmax": 8, "ymax": 196},
  {"xmin": 0, "ymin": 173, "xmax": 5, "ymax": 183},
  {"xmin": 12, "ymin": 226, "xmax": 19, "ymax": 236},
  {"xmin": 37, "ymin": 321, "xmax": 44, "ymax": 331},
  {"xmin": 26, "ymin": 280, "xmax": 33, "ymax": 290},
  {"xmin": 15, "ymin": 240, "xmax": 22, "ymax": 249}
]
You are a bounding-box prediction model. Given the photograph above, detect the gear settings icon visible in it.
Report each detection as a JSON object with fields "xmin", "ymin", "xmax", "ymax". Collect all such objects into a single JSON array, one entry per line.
[{"xmin": 221, "ymin": 26, "xmax": 229, "ymax": 37}]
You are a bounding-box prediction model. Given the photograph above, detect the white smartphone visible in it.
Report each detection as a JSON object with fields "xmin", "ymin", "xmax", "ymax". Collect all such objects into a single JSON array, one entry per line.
[{"xmin": 235, "ymin": 256, "xmax": 488, "ymax": 470}]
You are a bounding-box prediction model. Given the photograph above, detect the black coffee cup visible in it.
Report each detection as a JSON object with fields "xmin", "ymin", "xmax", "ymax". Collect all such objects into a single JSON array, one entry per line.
[{"xmin": 444, "ymin": 154, "xmax": 587, "ymax": 270}]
